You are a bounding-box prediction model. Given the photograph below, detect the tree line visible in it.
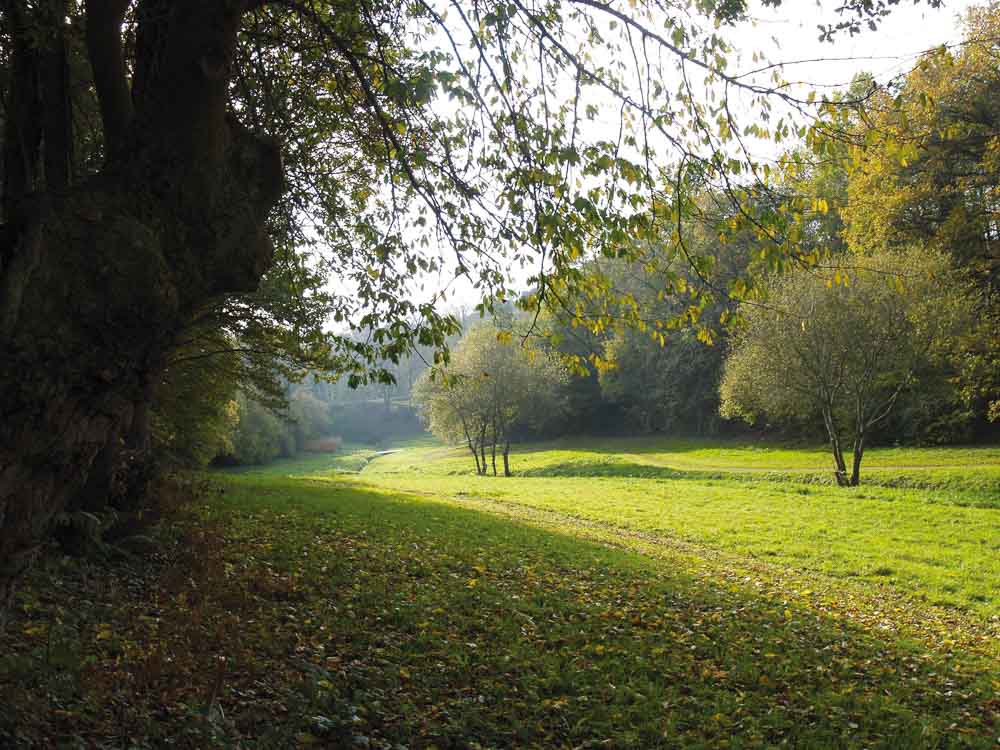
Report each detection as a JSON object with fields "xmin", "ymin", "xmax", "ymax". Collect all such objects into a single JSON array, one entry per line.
[{"xmin": 409, "ymin": 7, "xmax": 999, "ymax": 480}]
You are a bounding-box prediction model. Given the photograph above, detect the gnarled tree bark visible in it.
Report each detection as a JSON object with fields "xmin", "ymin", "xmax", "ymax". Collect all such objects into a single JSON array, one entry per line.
[{"xmin": 0, "ymin": 0, "xmax": 283, "ymax": 607}]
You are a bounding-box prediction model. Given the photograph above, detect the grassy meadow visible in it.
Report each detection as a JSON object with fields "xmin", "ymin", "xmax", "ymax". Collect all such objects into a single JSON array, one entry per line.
[
  {"xmin": 3, "ymin": 436, "xmax": 998, "ymax": 747},
  {"xmin": 354, "ymin": 439, "xmax": 1000, "ymax": 616}
]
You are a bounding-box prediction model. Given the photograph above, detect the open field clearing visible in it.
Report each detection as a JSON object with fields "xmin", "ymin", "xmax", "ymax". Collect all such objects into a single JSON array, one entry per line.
[
  {"xmin": 287, "ymin": 438, "xmax": 1000, "ymax": 617},
  {"xmin": 361, "ymin": 438, "xmax": 1000, "ymax": 496},
  {"xmin": 3, "ymin": 438, "xmax": 997, "ymax": 747}
]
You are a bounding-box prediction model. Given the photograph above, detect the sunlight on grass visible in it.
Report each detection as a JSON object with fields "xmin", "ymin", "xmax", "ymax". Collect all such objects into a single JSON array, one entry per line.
[
  {"xmin": 347, "ymin": 437, "xmax": 1000, "ymax": 617},
  {"xmin": 212, "ymin": 473, "xmax": 999, "ymax": 747}
]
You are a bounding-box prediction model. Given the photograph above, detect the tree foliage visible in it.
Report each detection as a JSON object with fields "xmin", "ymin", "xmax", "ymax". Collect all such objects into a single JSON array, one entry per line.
[
  {"xmin": 836, "ymin": 6, "xmax": 1000, "ymax": 423},
  {"xmin": 720, "ymin": 249, "xmax": 971, "ymax": 485},
  {"xmin": 414, "ymin": 322, "xmax": 567, "ymax": 475}
]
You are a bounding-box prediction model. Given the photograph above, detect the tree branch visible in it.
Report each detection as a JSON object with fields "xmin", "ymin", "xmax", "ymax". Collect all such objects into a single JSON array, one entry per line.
[
  {"xmin": 41, "ymin": 0, "xmax": 72, "ymax": 190},
  {"xmin": 84, "ymin": 0, "xmax": 133, "ymax": 160}
]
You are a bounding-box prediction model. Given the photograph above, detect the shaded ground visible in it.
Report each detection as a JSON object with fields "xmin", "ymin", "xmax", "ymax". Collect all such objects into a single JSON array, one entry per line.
[{"xmin": 1, "ymin": 438, "xmax": 998, "ymax": 747}]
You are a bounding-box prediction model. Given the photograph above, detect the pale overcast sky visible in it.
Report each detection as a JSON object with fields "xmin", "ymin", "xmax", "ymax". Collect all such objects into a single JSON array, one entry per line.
[{"xmin": 738, "ymin": 0, "xmax": 975, "ymax": 84}]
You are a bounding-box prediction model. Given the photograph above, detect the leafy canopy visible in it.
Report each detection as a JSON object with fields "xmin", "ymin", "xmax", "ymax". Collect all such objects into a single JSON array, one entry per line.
[
  {"xmin": 222, "ymin": 0, "xmax": 923, "ymax": 381},
  {"xmin": 720, "ymin": 248, "xmax": 972, "ymax": 483}
]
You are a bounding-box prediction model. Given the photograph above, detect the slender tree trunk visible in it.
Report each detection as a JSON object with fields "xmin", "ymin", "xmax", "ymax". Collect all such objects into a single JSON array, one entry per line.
[
  {"xmin": 831, "ymin": 441, "xmax": 848, "ymax": 486},
  {"xmin": 850, "ymin": 433, "xmax": 865, "ymax": 487},
  {"xmin": 490, "ymin": 413, "xmax": 498, "ymax": 476},
  {"xmin": 467, "ymin": 438, "xmax": 481, "ymax": 475},
  {"xmin": 478, "ymin": 421, "xmax": 488, "ymax": 475},
  {"xmin": 466, "ymin": 432, "xmax": 481, "ymax": 475},
  {"xmin": 461, "ymin": 419, "xmax": 480, "ymax": 474},
  {"xmin": 502, "ymin": 441, "xmax": 511, "ymax": 477},
  {"xmin": 0, "ymin": 0, "xmax": 284, "ymax": 607},
  {"xmin": 822, "ymin": 406, "xmax": 849, "ymax": 486}
]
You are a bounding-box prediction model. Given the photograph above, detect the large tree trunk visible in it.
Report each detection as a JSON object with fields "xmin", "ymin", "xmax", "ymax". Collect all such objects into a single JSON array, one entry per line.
[
  {"xmin": 0, "ymin": 0, "xmax": 283, "ymax": 607},
  {"xmin": 71, "ymin": 373, "xmax": 157, "ymax": 520}
]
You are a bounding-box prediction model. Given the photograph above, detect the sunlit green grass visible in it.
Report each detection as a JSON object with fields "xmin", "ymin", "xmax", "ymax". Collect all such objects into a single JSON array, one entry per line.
[
  {"xmin": 219, "ymin": 435, "xmax": 1000, "ymax": 617},
  {"xmin": 217, "ymin": 443, "xmax": 383, "ymax": 476},
  {"xmin": 358, "ymin": 436, "xmax": 1000, "ymax": 503},
  {"xmin": 361, "ymin": 471, "xmax": 998, "ymax": 613},
  {"xmin": 228, "ymin": 436, "xmax": 997, "ymax": 617},
  {"xmin": 218, "ymin": 437, "xmax": 443, "ymax": 478},
  {"xmin": 362, "ymin": 437, "xmax": 1000, "ymax": 491},
  {"xmin": 527, "ymin": 435, "xmax": 1000, "ymax": 469},
  {"xmin": 203, "ymin": 473, "xmax": 1000, "ymax": 747}
]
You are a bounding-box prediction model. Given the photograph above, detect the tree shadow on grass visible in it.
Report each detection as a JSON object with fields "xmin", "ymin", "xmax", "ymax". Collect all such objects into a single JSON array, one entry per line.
[
  {"xmin": 232, "ymin": 477, "xmax": 1000, "ymax": 748},
  {"xmin": 2, "ymin": 475, "xmax": 996, "ymax": 748}
]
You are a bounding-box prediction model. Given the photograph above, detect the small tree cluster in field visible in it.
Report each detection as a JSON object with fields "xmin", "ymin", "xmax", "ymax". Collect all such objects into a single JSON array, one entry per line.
[
  {"xmin": 720, "ymin": 249, "xmax": 972, "ymax": 486},
  {"xmin": 414, "ymin": 323, "xmax": 568, "ymax": 476}
]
